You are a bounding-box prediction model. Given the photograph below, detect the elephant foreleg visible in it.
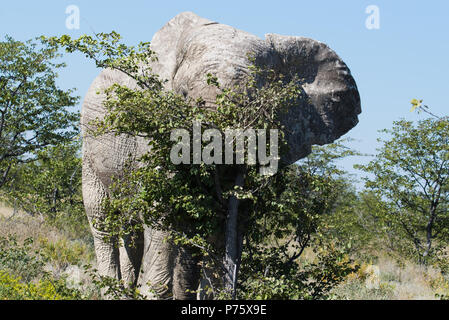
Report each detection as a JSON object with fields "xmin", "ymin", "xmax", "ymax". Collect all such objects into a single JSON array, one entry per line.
[{"xmin": 82, "ymin": 160, "xmax": 121, "ymax": 281}]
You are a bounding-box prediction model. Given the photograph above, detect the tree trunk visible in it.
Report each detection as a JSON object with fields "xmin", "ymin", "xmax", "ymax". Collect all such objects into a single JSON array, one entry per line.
[
  {"xmin": 223, "ymin": 170, "xmax": 244, "ymax": 299},
  {"xmin": 423, "ymin": 208, "xmax": 435, "ymax": 258},
  {"xmin": 423, "ymin": 187, "xmax": 442, "ymax": 260}
]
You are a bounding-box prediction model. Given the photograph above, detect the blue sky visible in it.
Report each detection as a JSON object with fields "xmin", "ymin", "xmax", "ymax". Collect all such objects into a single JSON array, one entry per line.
[{"xmin": 1, "ymin": 1, "xmax": 448, "ymax": 184}]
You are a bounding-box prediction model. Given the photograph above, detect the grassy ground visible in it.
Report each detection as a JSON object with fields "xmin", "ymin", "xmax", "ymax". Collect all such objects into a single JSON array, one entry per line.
[
  {"xmin": 0, "ymin": 203, "xmax": 14, "ymax": 218},
  {"xmin": 289, "ymin": 244, "xmax": 449, "ymax": 300},
  {"xmin": 0, "ymin": 203, "xmax": 98, "ymax": 299},
  {"xmin": 329, "ymin": 255, "xmax": 449, "ymax": 300},
  {"xmin": 1, "ymin": 202, "xmax": 449, "ymax": 300}
]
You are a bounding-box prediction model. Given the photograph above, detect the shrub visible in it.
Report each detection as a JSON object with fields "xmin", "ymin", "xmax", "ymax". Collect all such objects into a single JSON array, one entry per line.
[
  {"xmin": 39, "ymin": 237, "xmax": 94, "ymax": 271},
  {"xmin": 0, "ymin": 270, "xmax": 83, "ymax": 300},
  {"xmin": 238, "ymin": 242, "xmax": 358, "ymax": 300},
  {"xmin": 0, "ymin": 237, "xmax": 45, "ymax": 282}
]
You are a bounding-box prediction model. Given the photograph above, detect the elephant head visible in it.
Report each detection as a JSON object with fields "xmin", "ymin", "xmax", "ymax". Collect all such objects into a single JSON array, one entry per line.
[{"xmin": 148, "ymin": 11, "xmax": 361, "ymax": 165}]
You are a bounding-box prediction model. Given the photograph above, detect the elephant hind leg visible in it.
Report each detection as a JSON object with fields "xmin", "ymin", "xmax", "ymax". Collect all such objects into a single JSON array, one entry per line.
[
  {"xmin": 173, "ymin": 246, "xmax": 201, "ymax": 300},
  {"xmin": 138, "ymin": 227, "xmax": 176, "ymax": 299},
  {"xmin": 119, "ymin": 230, "xmax": 144, "ymax": 288}
]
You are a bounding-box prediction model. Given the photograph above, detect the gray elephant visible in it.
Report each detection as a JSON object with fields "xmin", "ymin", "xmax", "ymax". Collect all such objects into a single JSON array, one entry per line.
[{"xmin": 81, "ymin": 11, "xmax": 361, "ymax": 299}]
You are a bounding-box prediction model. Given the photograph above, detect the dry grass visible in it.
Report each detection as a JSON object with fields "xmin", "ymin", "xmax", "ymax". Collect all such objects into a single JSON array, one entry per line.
[
  {"xmin": 331, "ymin": 254, "xmax": 449, "ymax": 300},
  {"xmin": 2, "ymin": 202, "xmax": 449, "ymax": 300},
  {"xmin": 0, "ymin": 204, "xmax": 95, "ymax": 292},
  {"xmin": 0, "ymin": 203, "xmax": 15, "ymax": 218},
  {"xmin": 0, "ymin": 211, "xmax": 60, "ymax": 246}
]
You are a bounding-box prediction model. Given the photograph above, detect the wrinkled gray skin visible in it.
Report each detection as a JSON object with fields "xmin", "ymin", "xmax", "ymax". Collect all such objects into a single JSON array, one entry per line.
[{"xmin": 81, "ymin": 12, "xmax": 361, "ymax": 299}]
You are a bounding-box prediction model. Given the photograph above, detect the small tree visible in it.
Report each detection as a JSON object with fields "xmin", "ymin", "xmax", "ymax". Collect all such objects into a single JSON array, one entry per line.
[
  {"xmin": 0, "ymin": 37, "xmax": 79, "ymax": 189},
  {"xmin": 356, "ymin": 116, "xmax": 449, "ymax": 263},
  {"xmin": 2, "ymin": 141, "xmax": 88, "ymax": 239}
]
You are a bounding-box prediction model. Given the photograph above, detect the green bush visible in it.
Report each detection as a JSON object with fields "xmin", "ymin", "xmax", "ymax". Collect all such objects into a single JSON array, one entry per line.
[
  {"xmin": 39, "ymin": 237, "xmax": 94, "ymax": 271},
  {"xmin": 2, "ymin": 141, "xmax": 92, "ymax": 242},
  {"xmin": 0, "ymin": 270, "xmax": 83, "ymax": 300},
  {"xmin": 0, "ymin": 237, "xmax": 45, "ymax": 282},
  {"xmin": 0, "ymin": 236, "xmax": 88, "ymax": 300},
  {"xmin": 238, "ymin": 242, "xmax": 358, "ymax": 300},
  {"xmin": 330, "ymin": 278, "xmax": 395, "ymax": 300}
]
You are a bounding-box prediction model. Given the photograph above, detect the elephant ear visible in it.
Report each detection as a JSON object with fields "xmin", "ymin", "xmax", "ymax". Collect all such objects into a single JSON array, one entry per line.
[{"xmin": 262, "ymin": 34, "xmax": 361, "ymax": 165}]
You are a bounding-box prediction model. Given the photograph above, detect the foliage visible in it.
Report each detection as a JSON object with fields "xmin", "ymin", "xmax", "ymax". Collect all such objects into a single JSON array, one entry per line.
[
  {"xmin": 317, "ymin": 189, "xmax": 386, "ymax": 260},
  {"xmin": 0, "ymin": 36, "xmax": 79, "ymax": 189},
  {"xmin": 0, "ymin": 236, "xmax": 86, "ymax": 300},
  {"xmin": 83, "ymin": 264, "xmax": 148, "ymax": 300},
  {"xmin": 410, "ymin": 99, "xmax": 443, "ymax": 120},
  {"xmin": 356, "ymin": 118, "xmax": 449, "ymax": 263},
  {"xmin": 238, "ymin": 241, "xmax": 357, "ymax": 300},
  {"xmin": 0, "ymin": 237, "xmax": 45, "ymax": 282},
  {"xmin": 1, "ymin": 141, "xmax": 90, "ymax": 240},
  {"xmin": 39, "ymin": 237, "xmax": 94, "ymax": 271},
  {"xmin": 330, "ymin": 276, "xmax": 395, "ymax": 300},
  {"xmin": 237, "ymin": 141, "xmax": 360, "ymax": 299},
  {"xmin": 0, "ymin": 270, "xmax": 83, "ymax": 300}
]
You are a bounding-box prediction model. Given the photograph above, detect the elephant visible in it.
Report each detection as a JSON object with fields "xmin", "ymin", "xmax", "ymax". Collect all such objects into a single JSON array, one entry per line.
[{"xmin": 81, "ymin": 11, "xmax": 361, "ymax": 299}]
